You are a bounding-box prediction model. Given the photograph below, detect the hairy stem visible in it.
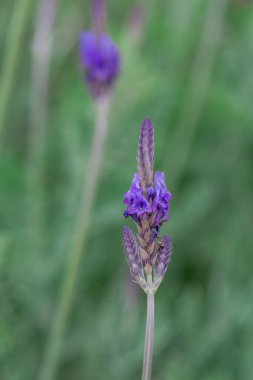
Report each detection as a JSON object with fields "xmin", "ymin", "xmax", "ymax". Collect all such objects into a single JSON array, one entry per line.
[
  {"xmin": 142, "ymin": 293, "xmax": 155, "ymax": 380},
  {"xmin": 38, "ymin": 96, "xmax": 111, "ymax": 380}
]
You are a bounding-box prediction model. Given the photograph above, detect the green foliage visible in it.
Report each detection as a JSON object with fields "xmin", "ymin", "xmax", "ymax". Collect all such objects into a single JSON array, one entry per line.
[{"xmin": 0, "ymin": 0, "xmax": 253, "ymax": 379}]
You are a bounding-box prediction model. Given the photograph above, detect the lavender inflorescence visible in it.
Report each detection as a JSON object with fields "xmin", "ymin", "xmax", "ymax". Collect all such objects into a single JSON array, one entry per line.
[
  {"xmin": 123, "ymin": 119, "xmax": 173, "ymax": 294},
  {"xmin": 79, "ymin": 0, "xmax": 120, "ymax": 98}
]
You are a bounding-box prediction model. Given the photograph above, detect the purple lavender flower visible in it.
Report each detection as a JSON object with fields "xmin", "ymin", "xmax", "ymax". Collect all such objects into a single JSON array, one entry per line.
[
  {"xmin": 153, "ymin": 171, "xmax": 172, "ymax": 224},
  {"xmin": 124, "ymin": 159, "xmax": 172, "ymax": 227},
  {"xmin": 123, "ymin": 119, "xmax": 173, "ymax": 293},
  {"xmin": 80, "ymin": 31, "xmax": 120, "ymax": 98},
  {"xmin": 123, "ymin": 173, "xmax": 152, "ymax": 219}
]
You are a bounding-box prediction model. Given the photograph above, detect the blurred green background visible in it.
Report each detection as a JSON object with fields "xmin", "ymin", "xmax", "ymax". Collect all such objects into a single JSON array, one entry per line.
[{"xmin": 1, "ymin": 0, "xmax": 253, "ymax": 379}]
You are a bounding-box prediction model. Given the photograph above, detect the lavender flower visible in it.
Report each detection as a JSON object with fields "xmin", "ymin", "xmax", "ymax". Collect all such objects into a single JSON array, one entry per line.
[
  {"xmin": 79, "ymin": 0, "xmax": 120, "ymax": 98},
  {"xmin": 123, "ymin": 118, "xmax": 173, "ymax": 294},
  {"xmin": 79, "ymin": 30, "xmax": 120, "ymax": 98},
  {"xmin": 123, "ymin": 173, "xmax": 152, "ymax": 219}
]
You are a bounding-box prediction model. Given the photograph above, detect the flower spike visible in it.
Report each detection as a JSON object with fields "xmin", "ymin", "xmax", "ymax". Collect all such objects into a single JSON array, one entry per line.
[{"xmin": 123, "ymin": 118, "xmax": 173, "ymax": 294}]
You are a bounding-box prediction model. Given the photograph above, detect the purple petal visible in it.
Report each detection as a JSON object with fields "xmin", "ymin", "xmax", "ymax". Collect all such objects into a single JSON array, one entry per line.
[
  {"xmin": 123, "ymin": 173, "xmax": 152, "ymax": 219},
  {"xmin": 153, "ymin": 171, "xmax": 172, "ymax": 225}
]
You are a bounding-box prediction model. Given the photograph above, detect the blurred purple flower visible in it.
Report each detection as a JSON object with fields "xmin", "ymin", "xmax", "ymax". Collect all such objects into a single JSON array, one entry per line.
[{"xmin": 80, "ymin": 31, "xmax": 121, "ymax": 98}]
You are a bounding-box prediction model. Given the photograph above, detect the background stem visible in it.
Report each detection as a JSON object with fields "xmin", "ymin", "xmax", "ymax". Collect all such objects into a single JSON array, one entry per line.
[
  {"xmin": 0, "ymin": 0, "xmax": 34, "ymax": 141},
  {"xmin": 26, "ymin": 0, "xmax": 59, "ymax": 271},
  {"xmin": 29, "ymin": 0, "xmax": 59, "ymax": 159},
  {"xmin": 38, "ymin": 96, "xmax": 111, "ymax": 380},
  {"xmin": 142, "ymin": 293, "xmax": 155, "ymax": 380}
]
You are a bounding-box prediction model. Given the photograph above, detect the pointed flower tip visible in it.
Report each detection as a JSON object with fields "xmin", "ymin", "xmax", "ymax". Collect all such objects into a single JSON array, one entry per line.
[
  {"xmin": 142, "ymin": 117, "xmax": 153, "ymax": 128},
  {"xmin": 141, "ymin": 118, "xmax": 154, "ymax": 141},
  {"xmin": 138, "ymin": 118, "xmax": 154, "ymax": 187}
]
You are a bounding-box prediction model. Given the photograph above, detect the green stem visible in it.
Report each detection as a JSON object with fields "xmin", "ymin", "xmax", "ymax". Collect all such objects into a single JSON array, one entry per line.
[
  {"xmin": 142, "ymin": 293, "xmax": 155, "ymax": 380},
  {"xmin": 38, "ymin": 96, "xmax": 111, "ymax": 380},
  {"xmin": 0, "ymin": 0, "xmax": 34, "ymax": 140}
]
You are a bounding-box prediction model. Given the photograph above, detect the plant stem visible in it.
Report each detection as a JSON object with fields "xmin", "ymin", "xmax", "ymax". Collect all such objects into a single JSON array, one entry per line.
[
  {"xmin": 26, "ymin": 0, "xmax": 59, "ymax": 263},
  {"xmin": 38, "ymin": 96, "xmax": 111, "ymax": 380},
  {"xmin": 0, "ymin": 0, "xmax": 34, "ymax": 140},
  {"xmin": 142, "ymin": 292, "xmax": 155, "ymax": 380},
  {"xmin": 29, "ymin": 0, "xmax": 59, "ymax": 155}
]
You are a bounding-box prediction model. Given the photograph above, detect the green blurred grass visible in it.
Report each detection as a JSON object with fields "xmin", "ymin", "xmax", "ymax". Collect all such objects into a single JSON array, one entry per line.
[{"xmin": 1, "ymin": 0, "xmax": 253, "ymax": 379}]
